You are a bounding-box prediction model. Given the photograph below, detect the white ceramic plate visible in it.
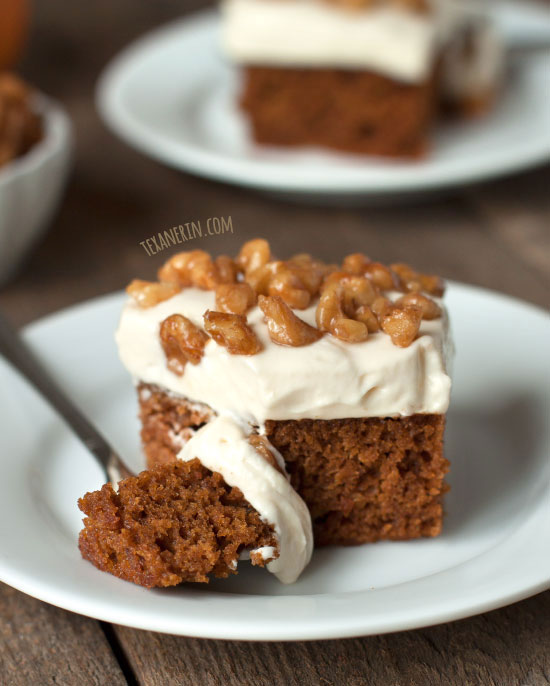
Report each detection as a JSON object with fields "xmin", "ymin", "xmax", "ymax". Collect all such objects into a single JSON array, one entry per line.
[
  {"xmin": 0, "ymin": 283, "xmax": 548, "ymax": 640},
  {"xmin": 97, "ymin": 4, "xmax": 550, "ymax": 200}
]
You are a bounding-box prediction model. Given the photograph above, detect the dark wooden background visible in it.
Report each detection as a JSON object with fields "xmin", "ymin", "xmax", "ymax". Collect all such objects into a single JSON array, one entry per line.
[{"xmin": 0, "ymin": 1, "xmax": 549, "ymax": 684}]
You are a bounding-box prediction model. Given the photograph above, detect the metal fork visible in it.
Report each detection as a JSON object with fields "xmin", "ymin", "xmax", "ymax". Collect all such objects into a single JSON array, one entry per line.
[{"xmin": 0, "ymin": 311, "xmax": 134, "ymax": 485}]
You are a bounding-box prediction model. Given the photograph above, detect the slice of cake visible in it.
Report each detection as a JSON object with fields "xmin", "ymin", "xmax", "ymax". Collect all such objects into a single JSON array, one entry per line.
[
  {"xmin": 220, "ymin": 0, "xmax": 503, "ymax": 157},
  {"xmin": 115, "ymin": 240, "xmax": 453, "ymax": 549},
  {"xmin": 79, "ymin": 415, "xmax": 313, "ymax": 586}
]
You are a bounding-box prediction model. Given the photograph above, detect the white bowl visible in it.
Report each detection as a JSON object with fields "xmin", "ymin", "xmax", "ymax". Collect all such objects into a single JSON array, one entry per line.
[{"xmin": 0, "ymin": 94, "xmax": 72, "ymax": 285}]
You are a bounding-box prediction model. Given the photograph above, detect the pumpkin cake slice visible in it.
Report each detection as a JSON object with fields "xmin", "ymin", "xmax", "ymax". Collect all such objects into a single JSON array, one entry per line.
[{"xmin": 79, "ymin": 416, "xmax": 313, "ymax": 587}]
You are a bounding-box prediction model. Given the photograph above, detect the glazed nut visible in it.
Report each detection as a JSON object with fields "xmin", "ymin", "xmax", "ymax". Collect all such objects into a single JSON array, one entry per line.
[
  {"xmin": 158, "ymin": 250, "xmax": 219, "ymax": 290},
  {"xmin": 160, "ymin": 314, "xmax": 209, "ymax": 375},
  {"xmin": 354, "ymin": 305, "xmax": 380, "ymax": 332},
  {"xmin": 370, "ymin": 295, "xmax": 393, "ymax": 321},
  {"xmin": 342, "ymin": 252, "xmax": 372, "ymax": 275},
  {"xmin": 258, "ymin": 295, "xmax": 323, "ymax": 347},
  {"xmin": 236, "ymin": 239, "xmax": 271, "ymax": 274},
  {"xmin": 330, "ymin": 317, "xmax": 369, "ymax": 343},
  {"xmin": 126, "ymin": 280, "xmax": 180, "ymax": 308},
  {"xmin": 316, "ymin": 285, "xmax": 344, "ymax": 331},
  {"xmin": 363, "ymin": 262, "xmax": 401, "ymax": 292},
  {"xmin": 266, "ymin": 262, "xmax": 311, "ymax": 309},
  {"xmin": 380, "ymin": 306, "xmax": 422, "ymax": 347},
  {"xmin": 395, "ymin": 292, "xmax": 442, "ymax": 320},
  {"xmin": 215, "ymin": 283, "xmax": 256, "ymax": 315},
  {"xmin": 203, "ymin": 310, "xmax": 263, "ymax": 355},
  {"xmin": 248, "ymin": 435, "xmax": 285, "ymax": 475},
  {"xmin": 419, "ymin": 274, "xmax": 445, "ymax": 297},
  {"xmin": 287, "ymin": 253, "xmax": 328, "ymax": 296},
  {"xmin": 391, "ymin": 263, "xmax": 445, "ymax": 297},
  {"xmin": 215, "ymin": 255, "xmax": 238, "ymax": 284}
]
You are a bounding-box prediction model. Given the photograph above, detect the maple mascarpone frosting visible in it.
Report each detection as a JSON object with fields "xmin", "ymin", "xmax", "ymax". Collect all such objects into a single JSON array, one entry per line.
[
  {"xmin": 79, "ymin": 240, "xmax": 453, "ymax": 586},
  {"xmin": 220, "ymin": 0, "xmax": 503, "ymax": 157}
]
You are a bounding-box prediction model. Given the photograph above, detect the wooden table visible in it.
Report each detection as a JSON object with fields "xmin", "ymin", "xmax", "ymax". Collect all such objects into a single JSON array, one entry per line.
[{"xmin": 1, "ymin": 1, "xmax": 549, "ymax": 684}]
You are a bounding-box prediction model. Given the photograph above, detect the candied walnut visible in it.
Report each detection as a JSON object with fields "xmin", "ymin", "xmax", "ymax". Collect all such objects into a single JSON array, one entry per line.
[
  {"xmin": 287, "ymin": 253, "xmax": 330, "ymax": 296},
  {"xmin": 380, "ymin": 306, "xmax": 422, "ymax": 348},
  {"xmin": 342, "ymin": 253, "xmax": 372, "ymax": 275},
  {"xmin": 391, "ymin": 263, "xmax": 445, "ymax": 297},
  {"xmin": 246, "ymin": 260, "xmax": 311, "ymax": 309},
  {"xmin": 248, "ymin": 435, "xmax": 285, "ymax": 475},
  {"xmin": 126, "ymin": 280, "xmax": 180, "ymax": 308},
  {"xmin": 395, "ymin": 292, "xmax": 442, "ymax": 320},
  {"xmin": 419, "ymin": 274, "xmax": 445, "ymax": 297},
  {"xmin": 340, "ymin": 275, "xmax": 378, "ymax": 315},
  {"xmin": 266, "ymin": 261, "xmax": 311, "ymax": 309},
  {"xmin": 237, "ymin": 239, "xmax": 271, "ymax": 274},
  {"xmin": 316, "ymin": 285, "xmax": 343, "ymax": 332},
  {"xmin": 158, "ymin": 250, "xmax": 219, "ymax": 290},
  {"xmin": 215, "ymin": 283, "xmax": 256, "ymax": 315},
  {"xmin": 370, "ymin": 295, "xmax": 393, "ymax": 321},
  {"xmin": 330, "ymin": 317, "xmax": 368, "ymax": 343},
  {"xmin": 203, "ymin": 310, "xmax": 262, "ymax": 355},
  {"xmin": 316, "ymin": 283, "xmax": 367, "ymax": 342},
  {"xmin": 363, "ymin": 262, "xmax": 401, "ymax": 292},
  {"xmin": 215, "ymin": 255, "xmax": 238, "ymax": 284},
  {"xmin": 355, "ymin": 305, "xmax": 380, "ymax": 332},
  {"xmin": 160, "ymin": 314, "xmax": 209, "ymax": 375},
  {"xmin": 258, "ymin": 295, "xmax": 323, "ymax": 347},
  {"xmin": 317, "ymin": 275, "xmax": 376, "ymax": 342}
]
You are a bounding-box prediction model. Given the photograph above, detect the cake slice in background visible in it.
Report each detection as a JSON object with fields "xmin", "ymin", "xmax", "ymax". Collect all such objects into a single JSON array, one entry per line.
[
  {"xmin": 220, "ymin": 0, "xmax": 503, "ymax": 158},
  {"xmin": 115, "ymin": 241, "xmax": 453, "ymax": 551}
]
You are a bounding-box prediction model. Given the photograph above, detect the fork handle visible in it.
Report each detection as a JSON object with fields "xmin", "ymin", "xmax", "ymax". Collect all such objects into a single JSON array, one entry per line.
[{"xmin": 0, "ymin": 311, "xmax": 132, "ymax": 484}]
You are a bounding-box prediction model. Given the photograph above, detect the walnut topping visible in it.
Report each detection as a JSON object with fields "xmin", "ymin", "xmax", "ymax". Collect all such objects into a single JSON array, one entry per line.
[
  {"xmin": 391, "ymin": 263, "xmax": 445, "ymax": 297},
  {"xmin": 126, "ymin": 280, "xmax": 180, "ymax": 308},
  {"xmin": 203, "ymin": 311, "xmax": 263, "ymax": 355},
  {"xmin": 380, "ymin": 305, "xmax": 423, "ymax": 348},
  {"xmin": 342, "ymin": 252, "xmax": 372, "ymax": 275},
  {"xmin": 215, "ymin": 255, "xmax": 238, "ymax": 284},
  {"xmin": 137, "ymin": 239, "xmax": 446, "ymax": 356},
  {"xmin": 258, "ymin": 295, "xmax": 323, "ymax": 347},
  {"xmin": 363, "ymin": 262, "xmax": 402, "ymax": 291},
  {"xmin": 158, "ymin": 250, "xmax": 219, "ymax": 290},
  {"xmin": 160, "ymin": 314, "xmax": 209, "ymax": 375},
  {"xmin": 395, "ymin": 292, "xmax": 442, "ymax": 320},
  {"xmin": 236, "ymin": 239, "xmax": 271, "ymax": 274},
  {"xmin": 215, "ymin": 283, "xmax": 256, "ymax": 315}
]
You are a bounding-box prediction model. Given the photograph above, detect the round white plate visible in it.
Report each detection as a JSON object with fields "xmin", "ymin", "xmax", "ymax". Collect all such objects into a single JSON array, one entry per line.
[
  {"xmin": 97, "ymin": 6, "xmax": 550, "ymax": 199},
  {"xmin": 0, "ymin": 283, "xmax": 548, "ymax": 640}
]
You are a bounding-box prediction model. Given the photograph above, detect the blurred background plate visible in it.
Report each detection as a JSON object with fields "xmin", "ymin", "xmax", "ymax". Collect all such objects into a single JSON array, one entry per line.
[{"xmin": 97, "ymin": 4, "xmax": 550, "ymax": 201}]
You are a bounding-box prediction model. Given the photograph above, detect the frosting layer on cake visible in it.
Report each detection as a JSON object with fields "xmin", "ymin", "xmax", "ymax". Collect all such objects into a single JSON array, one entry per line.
[
  {"xmin": 178, "ymin": 414, "xmax": 313, "ymax": 583},
  {"xmin": 116, "ymin": 287, "xmax": 452, "ymax": 424}
]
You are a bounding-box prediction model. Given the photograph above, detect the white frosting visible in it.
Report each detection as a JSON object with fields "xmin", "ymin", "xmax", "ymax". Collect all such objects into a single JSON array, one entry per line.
[
  {"xmin": 221, "ymin": 0, "xmax": 465, "ymax": 82},
  {"xmin": 115, "ymin": 288, "xmax": 452, "ymax": 425},
  {"xmin": 178, "ymin": 414, "xmax": 313, "ymax": 583},
  {"xmin": 221, "ymin": 0, "xmax": 502, "ymax": 86}
]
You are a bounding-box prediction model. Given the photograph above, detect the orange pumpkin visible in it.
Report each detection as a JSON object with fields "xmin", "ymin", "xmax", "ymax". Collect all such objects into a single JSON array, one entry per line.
[{"xmin": 0, "ymin": 0, "xmax": 29, "ymax": 70}]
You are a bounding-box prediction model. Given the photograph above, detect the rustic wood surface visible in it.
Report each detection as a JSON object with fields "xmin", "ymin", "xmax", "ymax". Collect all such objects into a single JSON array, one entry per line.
[{"xmin": 0, "ymin": 1, "xmax": 549, "ymax": 684}]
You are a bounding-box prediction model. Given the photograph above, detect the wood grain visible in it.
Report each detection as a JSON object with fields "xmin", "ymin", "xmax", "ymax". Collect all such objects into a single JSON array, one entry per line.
[
  {"xmin": 114, "ymin": 591, "xmax": 550, "ymax": 686},
  {"xmin": 0, "ymin": 0, "xmax": 548, "ymax": 684},
  {"xmin": 0, "ymin": 583, "xmax": 127, "ymax": 686}
]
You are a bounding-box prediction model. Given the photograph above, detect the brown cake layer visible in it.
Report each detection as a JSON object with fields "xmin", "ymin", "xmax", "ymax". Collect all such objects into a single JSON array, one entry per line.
[
  {"xmin": 138, "ymin": 384, "xmax": 449, "ymax": 546},
  {"xmin": 78, "ymin": 458, "xmax": 278, "ymax": 587},
  {"xmin": 239, "ymin": 65, "xmax": 440, "ymax": 158}
]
